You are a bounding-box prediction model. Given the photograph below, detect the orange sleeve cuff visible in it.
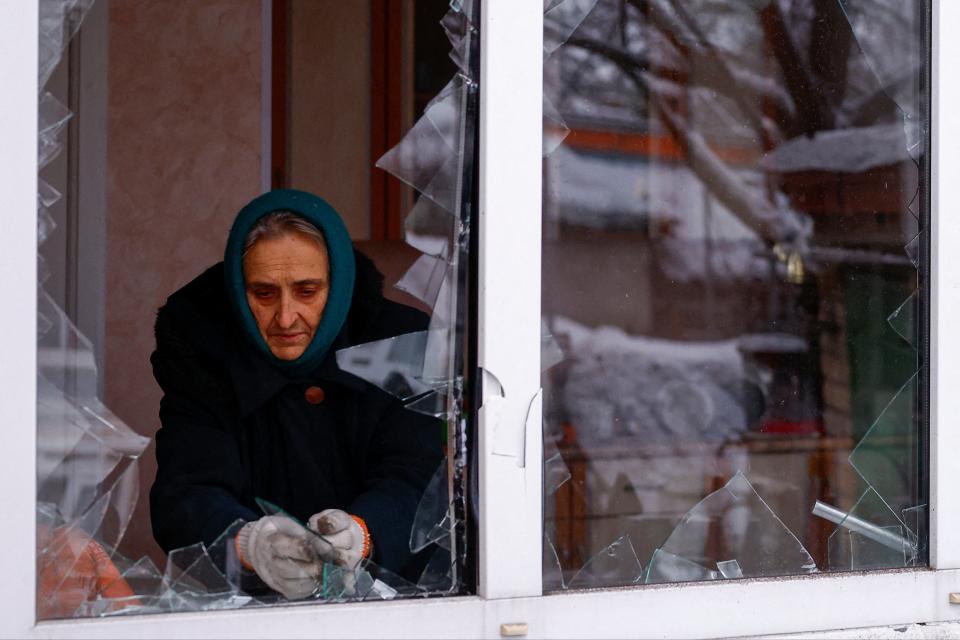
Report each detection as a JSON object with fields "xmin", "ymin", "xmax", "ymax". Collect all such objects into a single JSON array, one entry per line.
[
  {"xmin": 235, "ymin": 530, "xmax": 254, "ymax": 570},
  {"xmin": 351, "ymin": 515, "xmax": 372, "ymax": 559}
]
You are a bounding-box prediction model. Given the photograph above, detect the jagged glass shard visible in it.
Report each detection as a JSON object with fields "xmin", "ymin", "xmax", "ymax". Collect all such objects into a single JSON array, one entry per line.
[
  {"xmin": 820, "ymin": 488, "xmax": 913, "ymax": 571},
  {"xmin": 38, "ymin": 177, "xmax": 62, "ymax": 208},
  {"xmin": 646, "ymin": 549, "xmax": 720, "ymax": 584},
  {"xmin": 165, "ymin": 544, "xmax": 234, "ymax": 596},
  {"xmin": 39, "ymin": 91, "xmax": 73, "ymax": 139},
  {"xmin": 716, "ymin": 559, "xmax": 743, "ymax": 579},
  {"xmin": 543, "ymin": 533, "xmax": 566, "ymax": 591},
  {"xmin": 544, "ymin": 0, "xmax": 600, "ymax": 57},
  {"xmin": 395, "ymin": 253, "xmax": 449, "ymax": 309},
  {"xmin": 836, "ymin": 1, "xmax": 923, "ymax": 122},
  {"xmin": 409, "ymin": 460, "xmax": 453, "ymax": 553},
  {"xmin": 418, "ymin": 546, "xmax": 455, "ymax": 593},
  {"xmin": 404, "ymin": 390, "xmax": 449, "ymax": 418},
  {"xmin": 441, "ymin": 9, "xmax": 476, "ymax": 77},
  {"xmin": 38, "ymin": 255, "xmax": 52, "ymax": 288},
  {"xmin": 905, "ymin": 231, "xmax": 922, "ymax": 268},
  {"xmin": 38, "ymin": 134, "xmax": 63, "ymax": 170},
  {"xmin": 37, "ymin": 290, "xmax": 99, "ymax": 403},
  {"xmin": 849, "ymin": 372, "xmax": 920, "ymax": 522},
  {"xmin": 112, "ymin": 556, "xmax": 165, "ymax": 598},
  {"xmin": 38, "ymin": 205, "xmax": 57, "ymax": 245},
  {"xmin": 902, "ymin": 504, "xmax": 928, "ymax": 566},
  {"xmin": 567, "ymin": 534, "xmax": 643, "ymax": 589},
  {"xmin": 645, "ymin": 472, "xmax": 816, "ymax": 584},
  {"xmin": 335, "ymin": 330, "xmax": 450, "ymax": 401},
  {"xmin": 543, "ymin": 95, "xmax": 570, "ymax": 156},
  {"xmin": 541, "ymin": 321, "xmax": 565, "ymax": 372},
  {"xmin": 360, "ymin": 562, "xmax": 422, "ymax": 600},
  {"xmin": 544, "ymin": 437, "xmax": 571, "ymax": 496},
  {"xmin": 376, "ymin": 78, "xmax": 465, "ymax": 206},
  {"xmin": 40, "ymin": 0, "xmax": 97, "ymax": 88},
  {"xmin": 403, "ymin": 195, "xmax": 456, "ymax": 259},
  {"xmin": 887, "ymin": 292, "xmax": 918, "ymax": 349}
]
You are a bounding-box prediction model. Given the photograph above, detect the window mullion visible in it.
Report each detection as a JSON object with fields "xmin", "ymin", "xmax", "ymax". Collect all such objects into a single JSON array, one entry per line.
[
  {"xmin": 476, "ymin": 0, "xmax": 544, "ymax": 599},
  {"xmin": 0, "ymin": 0, "xmax": 39, "ymax": 636},
  {"xmin": 930, "ymin": 0, "xmax": 960, "ymax": 571}
]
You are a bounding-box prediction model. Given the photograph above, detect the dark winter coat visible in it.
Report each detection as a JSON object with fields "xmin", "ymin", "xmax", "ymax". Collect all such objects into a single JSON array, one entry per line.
[{"xmin": 149, "ymin": 251, "xmax": 443, "ymax": 576}]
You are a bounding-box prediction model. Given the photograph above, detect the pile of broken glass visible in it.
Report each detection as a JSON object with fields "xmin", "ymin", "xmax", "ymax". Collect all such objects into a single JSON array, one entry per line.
[{"xmin": 37, "ymin": 0, "xmax": 475, "ymax": 618}]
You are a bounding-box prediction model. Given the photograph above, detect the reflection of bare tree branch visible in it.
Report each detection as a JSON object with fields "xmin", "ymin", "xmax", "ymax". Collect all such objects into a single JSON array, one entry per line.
[
  {"xmin": 628, "ymin": 0, "xmax": 768, "ymax": 139},
  {"xmin": 808, "ymin": 0, "xmax": 852, "ymax": 107},
  {"xmin": 758, "ymin": 2, "xmax": 834, "ymax": 134},
  {"xmin": 564, "ymin": 37, "xmax": 808, "ymax": 247}
]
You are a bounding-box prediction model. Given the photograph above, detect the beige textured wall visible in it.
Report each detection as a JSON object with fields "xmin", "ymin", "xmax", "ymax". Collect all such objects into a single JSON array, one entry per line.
[
  {"xmin": 288, "ymin": 1, "xmax": 371, "ymax": 240},
  {"xmin": 104, "ymin": 0, "xmax": 263, "ymax": 564}
]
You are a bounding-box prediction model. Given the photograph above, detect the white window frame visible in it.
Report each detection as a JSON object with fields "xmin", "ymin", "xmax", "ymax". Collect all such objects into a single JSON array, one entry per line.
[{"xmin": 2, "ymin": 0, "xmax": 960, "ymax": 637}]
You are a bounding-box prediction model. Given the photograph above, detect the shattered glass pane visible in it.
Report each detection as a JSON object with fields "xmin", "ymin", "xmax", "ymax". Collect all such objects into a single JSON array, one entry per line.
[
  {"xmin": 542, "ymin": 0, "xmax": 928, "ymax": 591},
  {"xmin": 39, "ymin": 0, "xmax": 477, "ymax": 618}
]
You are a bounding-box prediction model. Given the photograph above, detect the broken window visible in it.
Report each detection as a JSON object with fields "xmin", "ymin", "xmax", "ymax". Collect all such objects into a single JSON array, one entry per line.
[
  {"xmin": 37, "ymin": 0, "xmax": 477, "ymax": 619},
  {"xmin": 542, "ymin": 0, "xmax": 929, "ymax": 590}
]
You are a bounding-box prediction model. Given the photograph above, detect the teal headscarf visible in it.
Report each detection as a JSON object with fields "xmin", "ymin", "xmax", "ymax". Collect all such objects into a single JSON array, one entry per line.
[{"xmin": 223, "ymin": 189, "xmax": 356, "ymax": 376}]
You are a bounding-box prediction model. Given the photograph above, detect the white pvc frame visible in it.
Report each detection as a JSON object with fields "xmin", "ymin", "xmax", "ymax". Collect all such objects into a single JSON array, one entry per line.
[{"xmin": 2, "ymin": 1, "xmax": 960, "ymax": 638}]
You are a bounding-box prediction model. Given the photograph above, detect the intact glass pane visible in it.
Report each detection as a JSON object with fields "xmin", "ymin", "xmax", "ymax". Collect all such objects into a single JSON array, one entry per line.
[{"xmin": 542, "ymin": 0, "xmax": 929, "ymax": 590}]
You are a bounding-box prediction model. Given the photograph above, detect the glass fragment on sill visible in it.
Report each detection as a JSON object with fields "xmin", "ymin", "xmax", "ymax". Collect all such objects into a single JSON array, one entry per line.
[
  {"xmin": 848, "ymin": 371, "xmax": 920, "ymax": 523},
  {"xmin": 335, "ymin": 330, "xmax": 451, "ymax": 401},
  {"xmin": 645, "ymin": 549, "xmax": 719, "ymax": 584},
  {"xmin": 544, "ymin": 0, "xmax": 600, "ymax": 57},
  {"xmin": 817, "ymin": 488, "xmax": 915, "ymax": 571},
  {"xmin": 417, "ymin": 546, "xmax": 455, "ymax": 593},
  {"xmin": 645, "ymin": 472, "xmax": 816, "ymax": 584},
  {"xmin": 902, "ymin": 504, "xmax": 928, "ymax": 566},
  {"xmin": 410, "ymin": 459, "xmax": 453, "ymax": 553},
  {"xmin": 887, "ymin": 291, "xmax": 918, "ymax": 349},
  {"xmin": 716, "ymin": 559, "xmax": 743, "ymax": 580},
  {"xmin": 567, "ymin": 534, "xmax": 643, "ymax": 590}
]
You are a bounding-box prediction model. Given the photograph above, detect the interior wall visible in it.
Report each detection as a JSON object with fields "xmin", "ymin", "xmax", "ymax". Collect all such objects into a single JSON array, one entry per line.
[
  {"xmin": 287, "ymin": 1, "xmax": 371, "ymax": 240},
  {"xmin": 104, "ymin": 0, "xmax": 263, "ymax": 564}
]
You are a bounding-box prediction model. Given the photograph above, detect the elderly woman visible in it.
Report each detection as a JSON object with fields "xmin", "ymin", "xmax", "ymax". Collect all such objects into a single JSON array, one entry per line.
[{"xmin": 149, "ymin": 189, "xmax": 441, "ymax": 599}]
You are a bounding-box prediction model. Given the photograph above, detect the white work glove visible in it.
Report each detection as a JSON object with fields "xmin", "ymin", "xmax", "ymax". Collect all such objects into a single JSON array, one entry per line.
[
  {"xmin": 236, "ymin": 515, "xmax": 322, "ymax": 600},
  {"xmin": 307, "ymin": 509, "xmax": 371, "ymax": 572}
]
